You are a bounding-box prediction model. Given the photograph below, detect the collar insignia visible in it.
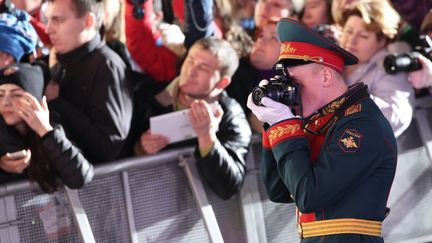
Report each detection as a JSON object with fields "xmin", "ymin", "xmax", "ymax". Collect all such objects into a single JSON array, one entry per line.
[{"xmin": 344, "ymin": 104, "xmax": 362, "ymax": 116}]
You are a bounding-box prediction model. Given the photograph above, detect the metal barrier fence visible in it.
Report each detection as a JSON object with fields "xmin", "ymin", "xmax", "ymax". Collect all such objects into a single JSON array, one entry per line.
[{"xmin": 1, "ymin": 97, "xmax": 432, "ymax": 243}]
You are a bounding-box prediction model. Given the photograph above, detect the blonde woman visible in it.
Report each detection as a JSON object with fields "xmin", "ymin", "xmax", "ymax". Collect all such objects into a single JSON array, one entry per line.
[{"xmin": 339, "ymin": 0, "xmax": 415, "ymax": 137}]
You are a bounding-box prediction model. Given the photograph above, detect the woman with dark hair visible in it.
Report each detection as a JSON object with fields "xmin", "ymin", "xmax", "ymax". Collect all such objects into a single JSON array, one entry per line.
[{"xmin": 0, "ymin": 63, "xmax": 93, "ymax": 192}]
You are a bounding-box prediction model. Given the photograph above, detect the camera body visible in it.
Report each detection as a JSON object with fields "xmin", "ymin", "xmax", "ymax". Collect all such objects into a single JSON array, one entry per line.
[
  {"xmin": 252, "ymin": 63, "xmax": 300, "ymax": 107},
  {"xmin": 384, "ymin": 35, "xmax": 432, "ymax": 74}
]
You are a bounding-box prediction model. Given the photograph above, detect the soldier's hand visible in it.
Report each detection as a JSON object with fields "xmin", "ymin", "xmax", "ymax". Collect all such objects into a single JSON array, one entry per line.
[{"xmin": 247, "ymin": 93, "xmax": 298, "ymax": 126}]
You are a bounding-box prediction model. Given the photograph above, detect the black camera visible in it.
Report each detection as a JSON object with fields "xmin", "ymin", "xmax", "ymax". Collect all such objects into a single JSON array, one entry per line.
[
  {"xmin": 384, "ymin": 35, "xmax": 432, "ymax": 74},
  {"xmin": 252, "ymin": 63, "xmax": 300, "ymax": 106}
]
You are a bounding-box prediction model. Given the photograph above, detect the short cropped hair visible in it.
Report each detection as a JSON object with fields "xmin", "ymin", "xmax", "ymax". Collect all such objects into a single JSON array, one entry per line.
[
  {"xmin": 194, "ymin": 38, "xmax": 239, "ymax": 78},
  {"xmin": 48, "ymin": 0, "xmax": 104, "ymax": 30},
  {"xmin": 340, "ymin": 0, "xmax": 400, "ymax": 41}
]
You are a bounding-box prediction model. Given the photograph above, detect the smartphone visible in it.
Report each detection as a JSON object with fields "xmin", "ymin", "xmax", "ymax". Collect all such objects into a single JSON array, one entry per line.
[{"xmin": 7, "ymin": 150, "xmax": 27, "ymax": 160}]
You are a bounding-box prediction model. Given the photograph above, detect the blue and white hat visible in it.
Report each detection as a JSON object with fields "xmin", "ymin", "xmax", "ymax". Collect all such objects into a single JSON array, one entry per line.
[{"xmin": 0, "ymin": 10, "xmax": 38, "ymax": 62}]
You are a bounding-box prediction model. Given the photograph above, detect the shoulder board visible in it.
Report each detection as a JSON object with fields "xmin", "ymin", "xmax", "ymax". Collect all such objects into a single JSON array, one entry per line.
[{"xmin": 344, "ymin": 104, "xmax": 362, "ymax": 117}]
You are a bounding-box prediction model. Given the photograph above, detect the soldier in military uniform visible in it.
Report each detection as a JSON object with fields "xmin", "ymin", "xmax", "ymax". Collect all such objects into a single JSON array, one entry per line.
[{"xmin": 247, "ymin": 18, "xmax": 397, "ymax": 242}]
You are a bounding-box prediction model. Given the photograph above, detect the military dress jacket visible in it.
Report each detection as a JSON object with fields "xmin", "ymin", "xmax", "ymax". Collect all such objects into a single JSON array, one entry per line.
[{"xmin": 261, "ymin": 83, "xmax": 397, "ymax": 243}]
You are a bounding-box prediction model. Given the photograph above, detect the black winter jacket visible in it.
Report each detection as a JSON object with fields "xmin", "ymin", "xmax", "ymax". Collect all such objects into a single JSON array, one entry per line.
[
  {"xmin": 0, "ymin": 117, "xmax": 93, "ymax": 190},
  {"xmin": 50, "ymin": 35, "xmax": 133, "ymax": 163},
  {"xmin": 40, "ymin": 125, "xmax": 94, "ymax": 189},
  {"xmin": 125, "ymin": 79, "xmax": 252, "ymax": 199}
]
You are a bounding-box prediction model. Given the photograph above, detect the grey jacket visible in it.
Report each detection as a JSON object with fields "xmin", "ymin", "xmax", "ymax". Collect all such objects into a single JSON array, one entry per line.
[{"xmin": 345, "ymin": 48, "xmax": 415, "ymax": 137}]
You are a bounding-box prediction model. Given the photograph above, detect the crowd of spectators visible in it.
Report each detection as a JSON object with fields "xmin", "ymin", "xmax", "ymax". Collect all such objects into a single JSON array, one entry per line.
[{"xmin": 0, "ymin": 0, "xmax": 431, "ymax": 200}]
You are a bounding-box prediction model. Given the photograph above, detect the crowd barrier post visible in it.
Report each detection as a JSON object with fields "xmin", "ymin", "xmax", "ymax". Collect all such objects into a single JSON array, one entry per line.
[
  {"xmin": 0, "ymin": 195, "xmax": 20, "ymax": 242},
  {"xmin": 179, "ymin": 154, "xmax": 224, "ymax": 243},
  {"xmin": 65, "ymin": 188, "xmax": 95, "ymax": 243},
  {"xmin": 239, "ymin": 145, "xmax": 268, "ymax": 243},
  {"xmin": 121, "ymin": 171, "xmax": 139, "ymax": 243}
]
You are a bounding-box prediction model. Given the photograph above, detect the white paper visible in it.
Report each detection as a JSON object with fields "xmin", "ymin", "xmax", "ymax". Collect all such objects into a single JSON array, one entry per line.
[{"xmin": 150, "ymin": 102, "xmax": 219, "ymax": 144}]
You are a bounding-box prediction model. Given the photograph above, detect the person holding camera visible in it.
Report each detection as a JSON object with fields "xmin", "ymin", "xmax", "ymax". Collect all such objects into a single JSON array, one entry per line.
[
  {"xmin": 405, "ymin": 10, "xmax": 432, "ymax": 92},
  {"xmin": 338, "ymin": 0, "xmax": 414, "ymax": 138},
  {"xmin": 407, "ymin": 53, "xmax": 432, "ymax": 91},
  {"xmin": 247, "ymin": 18, "xmax": 397, "ymax": 242},
  {"xmin": 0, "ymin": 63, "xmax": 93, "ymax": 192}
]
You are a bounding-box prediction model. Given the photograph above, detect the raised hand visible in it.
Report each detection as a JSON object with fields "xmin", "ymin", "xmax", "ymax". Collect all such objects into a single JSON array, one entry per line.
[
  {"xmin": 15, "ymin": 93, "xmax": 53, "ymax": 137},
  {"xmin": 189, "ymin": 100, "xmax": 222, "ymax": 148}
]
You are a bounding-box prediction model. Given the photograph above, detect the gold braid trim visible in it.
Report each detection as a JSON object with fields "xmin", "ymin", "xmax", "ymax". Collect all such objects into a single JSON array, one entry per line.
[{"xmin": 268, "ymin": 124, "xmax": 301, "ymax": 145}]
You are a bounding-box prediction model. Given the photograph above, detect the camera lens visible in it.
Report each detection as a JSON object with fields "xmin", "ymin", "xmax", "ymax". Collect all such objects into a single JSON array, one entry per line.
[
  {"xmin": 252, "ymin": 86, "xmax": 265, "ymax": 106},
  {"xmin": 384, "ymin": 52, "xmax": 422, "ymax": 74}
]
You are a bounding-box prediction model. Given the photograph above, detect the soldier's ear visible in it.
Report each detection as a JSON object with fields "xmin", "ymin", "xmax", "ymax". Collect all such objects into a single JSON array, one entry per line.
[{"xmin": 321, "ymin": 66, "xmax": 333, "ymax": 88}]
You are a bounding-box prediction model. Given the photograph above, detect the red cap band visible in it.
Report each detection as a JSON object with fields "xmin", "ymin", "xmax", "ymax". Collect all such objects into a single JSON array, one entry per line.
[{"xmin": 279, "ymin": 42, "xmax": 345, "ymax": 73}]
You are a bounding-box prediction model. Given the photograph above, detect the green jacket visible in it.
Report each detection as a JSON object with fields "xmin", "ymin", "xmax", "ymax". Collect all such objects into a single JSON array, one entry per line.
[{"xmin": 261, "ymin": 83, "xmax": 397, "ymax": 242}]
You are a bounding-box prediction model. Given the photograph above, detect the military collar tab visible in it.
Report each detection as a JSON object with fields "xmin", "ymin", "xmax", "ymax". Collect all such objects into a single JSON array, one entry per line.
[{"xmin": 317, "ymin": 83, "xmax": 368, "ymax": 117}]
